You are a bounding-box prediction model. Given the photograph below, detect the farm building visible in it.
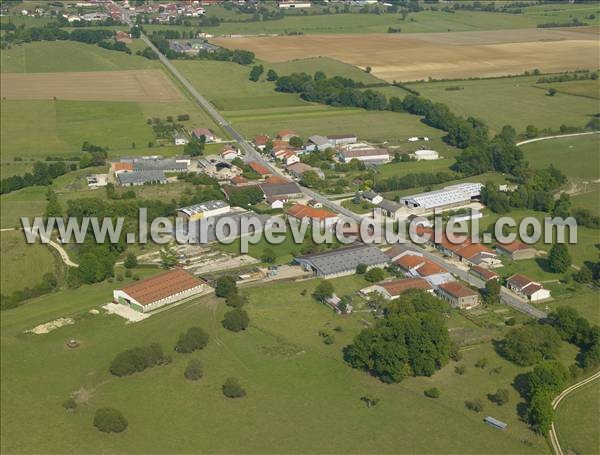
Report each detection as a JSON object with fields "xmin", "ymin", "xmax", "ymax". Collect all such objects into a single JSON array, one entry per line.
[
  {"xmin": 286, "ymin": 203, "xmax": 338, "ymax": 229},
  {"xmin": 181, "ymin": 210, "xmax": 272, "ymax": 244},
  {"xmin": 361, "ymin": 278, "xmax": 433, "ymax": 300},
  {"xmin": 278, "ymin": 1, "xmax": 312, "ymax": 8},
  {"xmin": 192, "ymin": 128, "xmax": 216, "ymax": 142},
  {"xmin": 362, "ymin": 190, "xmax": 383, "ymax": 205},
  {"xmin": 113, "ymin": 269, "xmax": 208, "ymax": 313},
  {"xmin": 116, "ymin": 170, "xmax": 167, "ymax": 186},
  {"xmin": 448, "ymin": 208, "xmax": 483, "ymax": 223},
  {"xmin": 133, "ymin": 158, "xmax": 188, "ymax": 173},
  {"xmin": 469, "ymin": 265, "xmax": 500, "ymax": 282},
  {"xmin": 287, "ymin": 162, "xmax": 324, "ymax": 179},
  {"xmin": 328, "ymin": 134, "xmax": 357, "ymax": 146},
  {"xmin": 506, "ymin": 274, "xmax": 551, "ymax": 302},
  {"xmin": 436, "ymin": 281, "xmax": 480, "ymax": 309},
  {"xmin": 259, "ymin": 181, "xmax": 303, "ymax": 200},
  {"xmin": 338, "ymin": 148, "xmax": 390, "ymax": 164},
  {"xmin": 399, "ymin": 183, "xmax": 483, "ymax": 211},
  {"xmin": 412, "ymin": 149, "xmax": 439, "ymax": 161},
  {"xmin": 198, "ymin": 157, "xmax": 241, "ymax": 181},
  {"xmin": 294, "ymin": 244, "xmax": 389, "ymax": 278},
  {"xmin": 176, "ymin": 200, "xmax": 230, "ymax": 222},
  {"xmin": 495, "ymin": 240, "xmax": 537, "ymax": 260},
  {"xmin": 375, "ymin": 199, "xmax": 403, "ymax": 219},
  {"xmin": 248, "ymin": 161, "xmax": 272, "ymax": 177},
  {"xmin": 305, "ymin": 135, "xmax": 334, "ymax": 152}
]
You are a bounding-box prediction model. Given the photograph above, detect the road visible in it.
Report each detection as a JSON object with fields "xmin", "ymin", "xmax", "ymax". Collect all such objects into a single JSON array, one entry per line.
[
  {"xmin": 13, "ymin": 227, "xmax": 80, "ymax": 267},
  {"xmin": 516, "ymin": 130, "xmax": 599, "ymax": 147},
  {"xmin": 548, "ymin": 369, "xmax": 600, "ymax": 455}
]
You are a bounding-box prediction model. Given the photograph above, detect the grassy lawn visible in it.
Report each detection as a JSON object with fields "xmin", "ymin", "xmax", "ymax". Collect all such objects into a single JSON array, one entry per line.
[
  {"xmin": 409, "ymin": 76, "xmax": 600, "ymax": 134},
  {"xmin": 536, "ymin": 79, "xmax": 600, "ymax": 99},
  {"xmin": 0, "ymin": 273, "xmax": 558, "ymax": 454},
  {"xmin": 554, "ymin": 379, "xmax": 600, "ymax": 455},
  {"xmin": 0, "ymin": 229, "xmax": 56, "ymax": 294},
  {"xmin": 377, "ymin": 158, "xmax": 455, "ymax": 179},
  {"xmin": 543, "ymin": 285, "xmax": 600, "ymax": 326},
  {"xmin": 0, "ymin": 163, "xmax": 33, "ymax": 179},
  {"xmin": 571, "ymin": 189, "xmax": 600, "ymax": 216}
]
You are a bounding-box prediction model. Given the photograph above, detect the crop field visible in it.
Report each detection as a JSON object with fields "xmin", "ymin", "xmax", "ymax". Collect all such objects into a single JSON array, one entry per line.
[
  {"xmin": 212, "ymin": 27, "xmax": 599, "ymax": 82},
  {"xmin": 554, "ymin": 380, "xmax": 600, "ymax": 455},
  {"xmin": 1, "ymin": 70, "xmax": 183, "ymax": 102},
  {"xmin": 536, "ymin": 78, "xmax": 600, "ymax": 99},
  {"xmin": 0, "ymin": 230, "xmax": 56, "ymax": 294},
  {"xmin": 410, "ymin": 77, "xmax": 600, "ymax": 133},
  {"xmin": 2, "ymin": 272, "xmax": 575, "ymax": 454}
]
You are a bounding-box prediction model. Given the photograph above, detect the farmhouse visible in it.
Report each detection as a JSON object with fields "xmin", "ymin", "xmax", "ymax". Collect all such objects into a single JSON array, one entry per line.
[
  {"xmin": 192, "ymin": 127, "xmax": 216, "ymax": 142},
  {"xmin": 362, "ymin": 190, "xmax": 383, "ymax": 205},
  {"xmin": 436, "ymin": 281, "xmax": 480, "ymax": 309},
  {"xmin": 328, "ymin": 134, "xmax": 357, "ymax": 146},
  {"xmin": 259, "ymin": 180, "xmax": 303, "ymax": 199},
  {"xmin": 506, "ymin": 274, "xmax": 551, "ymax": 302},
  {"xmin": 286, "ymin": 203, "xmax": 338, "ymax": 228},
  {"xmin": 399, "ymin": 183, "xmax": 483, "ymax": 211},
  {"xmin": 117, "ymin": 170, "xmax": 167, "ymax": 186},
  {"xmin": 412, "ymin": 149, "xmax": 439, "ymax": 161},
  {"xmin": 496, "ymin": 240, "xmax": 537, "ymax": 260},
  {"xmin": 294, "ymin": 244, "xmax": 389, "ymax": 278},
  {"xmin": 362, "ymin": 278, "xmax": 433, "ymax": 300},
  {"xmin": 338, "ymin": 148, "xmax": 390, "ymax": 164},
  {"xmin": 113, "ymin": 269, "xmax": 208, "ymax": 313},
  {"xmin": 287, "ymin": 162, "xmax": 325, "ymax": 179},
  {"xmin": 176, "ymin": 200, "xmax": 230, "ymax": 222},
  {"xmin": 469, "ymin": 265, "xmax": 500, "ymax": 282},
  {"xmin": 375, "ymin": 199, "xmax": 402, "ymax": 219}
]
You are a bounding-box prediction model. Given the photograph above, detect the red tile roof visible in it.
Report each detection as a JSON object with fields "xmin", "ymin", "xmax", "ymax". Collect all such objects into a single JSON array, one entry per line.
[
  {"xmin": 254, "ymin": 135, "xmax": 269, "ymax": 146},
  {"xmin": 496, "ymin": 240, "xmax": 536, "ymax": 253},
  {"xmin": 286, "ymin": 204, "xmax": 337, "ymax": 222},
  {"xmin": 416, "ymin": 259, "xmax": 447, "ymax": 277},
  {"xmin": 113, "ymin": 162, "xmax": 133, "ymax": 172},
  {"xmin": 264, "ymin": 175, "xmax": 291, "ymax": 185},
  {"xmin": 395, "ymin": 254, "xmax": 426, "ymax": 271},
  {"xmin": 118, "ymin": 269, "xmax": 204, "ymax": 306},
  {"xmin": 248, "ymin": 161, "xmax": 271, "ymax": 176},
  {"xmin": 379, "ymin": 278, "xmax": 432, "ymax": 296},
  {"xmin": 470, "ymin": 265, "xmax": 499, "ymax": 281},
  {"xmin": 438, "ymin": 281, "xmax": 478, "ymax": 298},
  {"xmin": 507, "ymin": 274, "xmax": 534, "ymax": 289}
]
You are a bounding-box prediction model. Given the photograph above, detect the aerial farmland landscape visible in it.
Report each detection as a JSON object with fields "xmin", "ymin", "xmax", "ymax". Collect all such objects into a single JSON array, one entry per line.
[{"xmin": 0, "ymin": 1, "xmax": 599, "ymax": 454}]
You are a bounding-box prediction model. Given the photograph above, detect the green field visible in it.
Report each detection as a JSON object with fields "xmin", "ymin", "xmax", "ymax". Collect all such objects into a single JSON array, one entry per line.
[
  {"xmin": 571, "ymin": 189, "xmax": 600, "ymax": 216},
  {"xmin": 269, "ymin": 57, "xmax": 386, "ymax": 85},
  {"xmin": 554, "ymin": 379, "xmax": 600, "ymax": 455},
  {"xmin": 410, "ymin": 77, "xmax": 600, "ymax": 134},
  {"xmin": 537, "ymin": 79, "xmax": 600, "ymax": 100},
  {"xmin": 1, "ymin": 272, "xmax": 567, "ymax": 454},
  {"xmin": 0, "ymin": 229, "xmax": 56, "ymax": 294}
]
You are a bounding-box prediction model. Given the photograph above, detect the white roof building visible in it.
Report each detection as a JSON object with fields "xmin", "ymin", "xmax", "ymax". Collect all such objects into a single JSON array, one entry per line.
[
  {"xmin": 412, "ymin": 149, "xmax": 439, "ymax": 161},
  {"xmin": 399, "ymin": 183, "xmax": 483, "ymax": 210}
]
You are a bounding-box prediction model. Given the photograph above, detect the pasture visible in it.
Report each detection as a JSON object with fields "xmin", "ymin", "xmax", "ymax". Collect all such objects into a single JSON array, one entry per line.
[
  {"xmin": 410, "ymin": 77, "xmax": 600, "ymax": 133},
  {"xmin": 212, "ymin": 27, "xmax": 599, "ymax": 82},
  {"xmin": 1, "ymin": 70, "xmax": 183, "ymax": 102},
  {"xmin": 0, "ymin": 274, "xmax": 559, "ymax": 454}
]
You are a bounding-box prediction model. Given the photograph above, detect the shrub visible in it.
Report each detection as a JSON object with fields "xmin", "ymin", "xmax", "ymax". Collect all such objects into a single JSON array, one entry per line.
[
  {"xmin": 222, "ymin": 308, "xmax": 249, "ymax": 332},
  {"xmin": 356, "ymin": 263, "xmax": 367, "ymax": 274},
  {"xmin": 222, "ymin": 377, "xmax": 246, "ymax": 398},
  {"xmin": 215, "ymin": 276, "xmax": 237, "ymax": 298},
  {"xmin": 455, "ymin": 364, "xmax": 466, "ymax": 375},
  {"xmin": 184, "ymin": 359, "xmax": 203, "ymax": 380},
  {"xmin": 313, "ymin": 280, "xmax": 334, "ymax": 302},
  {"xmin": 323, "ymin": 334, "xmax": 335, "ymax": 345},
  {"xmin": 62, "ymin": 397, "xmax": 77, "ymax": 410},
  {"xmin": 93, "ymin": 407, "xmax": 128, "ymax": 433},
  {"xmin": 109, "ymin": 343, "xmax": 166, "ymax": 376},
  {"xmin": 125, "ymin": 269, "xmax": 132, "ymax": 278},
  {"xmin": 175, "ymin": 327, "xmax": 209, "ymax": 353},
  {"xmin": 465, "ymin": 399, "xmax": 483, "ymax": 413},
  {"xmin": 424, "ymin": 387, "xmax": 440, "ymax": 398},
  {"xmin": 124, "ymin": 252, "xmax": 137, "ymax": 269},
  {"xmin": 225, "ymin": 293, "xmax": 247, "ymax": 308},
  {"xmin": 475, "ymin": 358, "xmax": 488, "ymax": 369},
  {"xmin": 488, "ymin": 388, "xmax": 509, "ymax": 405},
  {"xmin": 364, "ymin": 267, "xmax": 384, "ymax": 283}
]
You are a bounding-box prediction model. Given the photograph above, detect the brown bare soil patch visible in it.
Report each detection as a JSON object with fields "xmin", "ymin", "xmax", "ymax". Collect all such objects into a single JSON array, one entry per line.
[
  {"xmin": 212, "ymin": 27, "xmax": 599, "ymax": 82},
  {"xmin": 1, "ymin": 69, "xmax": 183, "ymax": 101}
]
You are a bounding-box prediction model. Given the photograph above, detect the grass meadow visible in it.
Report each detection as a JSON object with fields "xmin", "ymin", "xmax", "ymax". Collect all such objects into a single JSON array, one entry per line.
[{"xmin": 1, "ymin": 273, "xmax": 566, "ymax": 454}]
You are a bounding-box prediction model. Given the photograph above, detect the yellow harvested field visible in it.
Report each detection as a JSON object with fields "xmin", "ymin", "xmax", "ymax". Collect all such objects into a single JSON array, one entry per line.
[
  {"xmin": 213, "ymin": 27, "xmax": 600, "ymax": 82},
  {"xmin": 0, "ymin": 69, "xmax": 183, "ymax": 101}
]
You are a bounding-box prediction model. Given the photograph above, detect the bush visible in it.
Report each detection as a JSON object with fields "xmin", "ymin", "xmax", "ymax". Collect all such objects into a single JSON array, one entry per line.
[
  {"xmin": 488, "ymin": 388, "xmax": 509, "ymax": 405},
  {"xmin": 215, "ymin": 276, "xmax": 237, "ymax": 298},
  {"xmin": 465, "ymin": 399, "xmax": 483, "ymax": 413},
  {"xmin": 175, "ymin": 327, "xmax": 209, "ymax": 353},
  {"xmin": 109, "ymin": 343, "xmax": 167, "ymax": 376},
  {"xmin": 364, "ymin": 267, "xmax": 384, "ymax": 283},
  {"xmin": 184, "ymin": 359, "xmax": 203, "ymax": 381},
  {"xmin": 323, "ymin": 334, "xmax": 335, "ymax": 345},
  {"xmin": 455, "ymin": 364, "xmax": 466, "ymax": 375},
  {"xmin": 222, "ymin": 308, "xmax": 249, "ymax": 332},
  {"xmin": 62, "ymin": 397, "xmax": 77, "ymax": 410},
  {"xmin": 475, "ymin": 358, "xmax": 488, "ymax": 369},
  {"xmin": 424, "ymin": 387, "xmax": 440, "ymax": 398},
  {"xmin": 222, "ymin": 377, "xmax": 246, "ymax": 398},
  {"xmin": 313, "ymin": 280, "xmax": 334, "ymax": 302},
  {"xmin": 225, "ymin": 293, "xmax": 247, "ymax": 308},
  {"xmin": 93, "ymin": 407, "xmax": 128, "ymax": 433},
  {"xmin": 124, "ymin": 252, "xmax": 137, "ymax": 269},
  {"xmin": 356, "ymin": 263, "xmax": 367, "ymax": 274}
]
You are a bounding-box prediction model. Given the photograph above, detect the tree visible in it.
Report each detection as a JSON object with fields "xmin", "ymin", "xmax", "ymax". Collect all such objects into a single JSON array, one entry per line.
[
  {"xmin": 313, "ymin": 280, "xmax": 334, "ymax": 302},
  {"xmin": 266, "ymin": 69, "xmax": 278, "ymax": 81},
  {"xmin": 483, "ymin": 278, "xmax": 500, "ymax": 305},
  {"xmin": 499, "ymin": 325, "xmax": 561, "ymax": 366},
  {"xmin": 288, "ymin": 136, "xmax": 303, "ymax": 148},
  {"xmin": 222, "ymin": 377, "xmax": 246, "ymax": 398},
  {"xmin": 93, "ymin": 408, "xmax": 128, "ymax": 433},
  {"xmin": 424, "ymin": 387, "xmax": 440, "ymax": 398},
  {"xmin": 222, "ymin": 308, "xmax": 249, "ymax": 332},
  {"xmin": 159, "ymin": 244, "xmax": 178, "ymax": 269},
  {"xmin": 528, "ymin": 391, "xmax": 554, "ymax": 435},
  {"xmin": 184, "ymin": 359, "xmax": 203, "ymax": 380},
  {"xmin": 45, "ymin": 189, "xmax": 63, "ymax": 219},
  {"xmin": 548, "ymin": 243, "xmax": 571, "ymax": 273},
  {"xmin": 184, "ymin": 138, "xmax": 204, "ymax": 157},
  {"xmin": 365, "ymin": 66, "xmax": 372, "ymax": 73},
  {"xmin": 109, "ymin": 343, "xmax": 167, "ymax": 377},
  {"xmin": 525, "ymin": 124, "xmax": 539, "ymax": 138},
  {"xmin": 215, "ymin": 276, "xmax": 237, "ymax": 298},
  {"xmin": 465, "ymin": 399, "xmax": 483, "ymax": 413},
  {"xmin": 63, "ymin": 397, "xmax": 77, "ymax": 410},
  {"xmin": 552, "ymin": 193, "xmax": 571, "ymax": 218},
  {"xmin": 527, "ymin": 361, "xmax": 569, "ymax": 399},
  {"xmin": 301, "ymin": 170, "xmax": 321, "ymax": 188},
  {"xmin": 356, "ymin": 263, "xmax": 367, "ymax": 274},
  {"xmin": 124, "ymin": 252, "xmax": 137, "ymax": 269},
  {"xmin": 364, "ymin": 267, "xmax": 384, "ymax": 283},
  {"xmin": 488, "ymin": 388, "xmax": 509, "ymax": 405},
  {"xmin": 573, "ymin": 265, "xmax": 593, "ymax": 283},
  {"xmin": 226, "ymin": 292, "xmax": 247, "ymax": 308},
  {"xmin": 249, "ymin": 64, "xmax": 264, "ymax": 82},
  {"xmin": 175, "ymin": 327, "xmax": 209, "ymax": 353}
]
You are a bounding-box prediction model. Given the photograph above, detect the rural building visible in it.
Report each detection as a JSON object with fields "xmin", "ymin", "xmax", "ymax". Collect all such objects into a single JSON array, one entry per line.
[
  {"xmin": 280, "ymin": 151, "xmax": 300, "ymax": 166},
  {"xmin": 305, "ymin": 135, "xmax": 334, "ymax": 152},
  {"xmin": 362, "ymin": 190, "xmax": 383, "ymax": 205},
  {"xmin": 287, "ymin": 162, "xmax": 325, "ymax": 179},
  {"xmin": 266, "ymin": 196, "xmax": 287, "ymax": 209},
  {"xmin": 198, "ymin": 157, "xmax": 241, "ymax": 181},
  {"xmin": 259, "ymin": 181, "xmax": 303, "ymax": 200},
  {"xmin": 412, "ymin": 149, "xmax": 439, "ymax": 161},
  {"xmin": 361, "ymin": 278, "xmax": 433, "ymax": 300},
  {"xmin": 116, "ymin": 170, "xmax": 167, "ymax": 186},
  {"xmin": 496, "ymin": 240, "xmax": 537, "ymax": 260},
  {"xmin": 384, "ymin": 243, "xmax": 417, "ymax": 262},
  {"xmin": 220, "ymin": 146, "xmax": 239, "ymax": 161},
  {"xmin": 294, "ymin": 244, "xmax": 389, "ymax": 278},
  {"xmin": 248, "ymin": 161, "xmax": 272, "ymax": 177},
  {"xmin": 469, "ymin": 265, "xmax": 500, "ymax": 282},
  {"xmin": 278, "ymin": 1, "xmax": 312, "ymax": 8},
  {"xmin": 286, "ymin": 203, "xmax": 338, "ymax": 229},
  {"xmin": 181, "ymin": 210, "xmax": 271, "ymax": 244},
  {"xmin": 253, "ymin": 135, "xmax": 270, "ymax": 150},
  {"xmin": 375, "ymin": 199, "xmax": 403, "ymax": 219},
  {"xmin": 277, "ymin": 130, "xmax": 298, "ymax": 142},
  {"xmin": 307, "ymin": 199, "xmax": 323, "ymax": 208},
  {"xmin": 506, "ymin": 274, "xmax": 551, "ymax": 302},
  {"xmin": 328, "ymin": 134, "xmax": 357, "ymax": 146},
  {"xmin": 485, "ymin": 416, "xmax": 508, "ymax": 431},
  {"xmin": 436, "ymin": 281, "xmax": 480, "ymax": 309},
  {"xmin": 113, "ymin": 269, "xmax": 209, "ymax": 313},
  {"xmin": 174, "ymin": 132, "xmax": 189, "ymax": 145},
  {"xmin": 399, "ymin": 183, "xmax": 483, "ymax": 211},
  {"xmin": 192, "ymin": 127, "xmax": 216, "ymax": 142},
  {"xmin": 176, "ymin": 200, "xmax": 230, "ymax": 222},
  {"xmin": 133, "ymin": 158, "xmax": 188, "ymax": 173},
  {"xmin": 338, "ymin": 148, "xmax": 390, "ymax": 164}
]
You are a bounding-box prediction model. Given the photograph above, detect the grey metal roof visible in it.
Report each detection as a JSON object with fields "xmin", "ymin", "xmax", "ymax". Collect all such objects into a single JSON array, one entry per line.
[
  {"xmin": 117, "ymin": 171, "xmax": 166, "ymax": 185},
  {"xmin": 133, "ymin": 159, "xmax": 188, "ymax": 172},
  {"xmin": 259, "ymin": 182, "xmax": 302, "ymax": 198},
  {"xmin": 177, "ymin": 200, "xmax": 229, "ymax": 216},
  {"xmin": 377, "ymin": 199, "xmax": 401, "ymax": 212},
  {"xmin": 178, "ymin": 211, "xmax": 273, "ymax": 244},
  {"xmin": 295, "ymin": 244, "xmax": 390, "ymax": 276}
]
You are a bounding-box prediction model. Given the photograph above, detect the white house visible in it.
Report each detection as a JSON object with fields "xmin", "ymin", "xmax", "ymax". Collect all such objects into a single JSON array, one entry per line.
[
  {"xmin": 506, "ymin": 274, "xmax": 551, "ymax": 302},
  {"xmin": 174, "ymin": 132, "xmax": 189, "ymax": 146}
]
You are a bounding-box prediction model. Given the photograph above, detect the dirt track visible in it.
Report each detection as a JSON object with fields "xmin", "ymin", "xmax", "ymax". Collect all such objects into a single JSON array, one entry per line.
[
  {"xmin": 1, "ymin": 69, "xmax": 183, "ymax": 101},
  {"xmin": 213, "ymin": 27, "xmax": 599, "ymax": 82}
]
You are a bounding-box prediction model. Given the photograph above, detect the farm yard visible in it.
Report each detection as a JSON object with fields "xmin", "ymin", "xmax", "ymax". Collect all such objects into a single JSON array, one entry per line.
[{"xmin": 212, "ymin": 27, "xmax": 599, "ymax": 82}]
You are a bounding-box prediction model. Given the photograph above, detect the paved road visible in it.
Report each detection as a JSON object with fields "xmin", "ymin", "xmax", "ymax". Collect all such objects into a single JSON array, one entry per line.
[{"xmin": 548, "ymin": 369, "xmax": 600, "ymax": 455}]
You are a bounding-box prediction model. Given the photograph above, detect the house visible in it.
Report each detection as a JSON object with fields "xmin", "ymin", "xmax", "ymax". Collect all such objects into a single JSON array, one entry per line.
[
  {"xmin": 436, "ymin": 281, "xmax": 480, "ymax": 309},
  {"xmin": 115, "ymin": 30, "xmax": 132, "ymax": 43},
  {"xmin": 469, "ymin": 265, "xmax": 500, "ymax": 282},
  {"xmin": 248, "ymin": 161, "xmax": 272, "ymax": 177},
  {"xmin": 259, "ymin": 181, "xmax": 303, "ymax": 200},
  {"xmin": 230, "ymin": 175, "xmax": 250, "ymax": 187},
  {"xmin": 362, "ymin": 278, "xmax": 433, "ymax": 300},
  {"xmin": 338, "ymin": 148, "xmax": 390, "ymax": 164},
  {"xmin": 277, "ymin": 130, "xmax": 298, "ymax": 142},
  {"xmin": 266, "ymin": 196, "xmax": 287, "ymax": 209},
  {"xmin": 399, "ymin": 183, "xmax": 483, "ymax": 211},
  {"xmin": 305, "ymin": 135, "xmax": 334, "ymax": 152},
  {"xmin": 286, "ymin": 203, "xmax": 338, "ymax": 229},
  {"xmin": 280, "ymin": 151, "xmax": 300, "ymax": 166},
  {"xmin": 116, "ymin": 170, "xmax": 167, "ymax": 186},
  {"xmin": 287, "ymin": 162, "xmax": 325, "ymax": 180},
  {"xmin": 294, "ymin": 244, "xmax": 390, "ymax": 278},
  {"xmin": 307, "ymin": 199, "xmax": 323, "ymax": 208},
  {"xmin": 375, "ymin": 199, "xmax": 403, "ymax": 219},
  {"xmin": 272, "ymin": 139, "xmax": 292, "ymax": 154},
  {"xmin": 394, "ymin": 253, "xmax": 454, "ymax": 286},
  {"xmin": 384, "ymin": 243, "xmax": 417, "ymax": 262},
  {"xmin": 506, "ymin": 274, "xmax": 551, "ymax": 302},
  {"xmin": 253, "ymin": 135, "xmax": 270, "ymax": 151},
  {"xmin": 220, "ymin": 146, "xmax": 239, "ymax": 161},
  {"xmin": 496, "ymin": 240, "xmax": 537, "ymax": 261},
  {"xmin": 113, "ymin": 269, "xmax": 209, "ymax": 313},
  {"xmin": 192, "ymin": 127, "xmax": 216, "ymax": 142},
  {"xmin": 174, "ymin": 132, "xmax": 189, "ymax": 146},
  {"xmin": 327, "ymin": 134, "xmax": 357, "ymax": 146},
  {"xmin": 176, "ymin": 200, "xmax": 230, "ymax": 222},
  {"xmin": 362, "ymin": 190, "xmax": 383, "ymax": 205},
  {"xmin": 412, "ymin": 149, "xmax": 439, "ymax": 161}
]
